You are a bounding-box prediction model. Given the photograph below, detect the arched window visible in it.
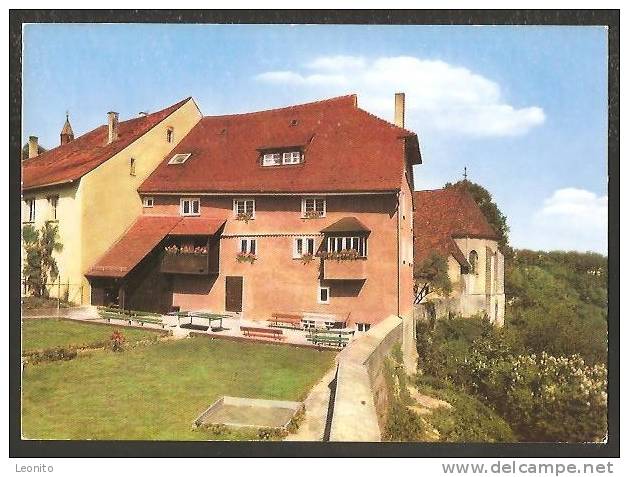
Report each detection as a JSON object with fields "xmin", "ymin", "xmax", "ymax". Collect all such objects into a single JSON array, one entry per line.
[
  {"xmin": 166, "ymin": 127, "xmax": 174, "ymax": 143},
  {"xmin": 469, "ymin": 250, "xmax": 478, "ymax": 274}
]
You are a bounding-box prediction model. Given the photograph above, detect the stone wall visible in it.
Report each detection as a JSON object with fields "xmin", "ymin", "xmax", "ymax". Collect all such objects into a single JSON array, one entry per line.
[{"xmin": 328, "ymin": 315, "xmax": 404, "ymax": 441}]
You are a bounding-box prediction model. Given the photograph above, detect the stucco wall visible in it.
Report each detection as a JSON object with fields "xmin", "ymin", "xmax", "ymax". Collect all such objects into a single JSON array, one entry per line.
[
  {"xmin": 21, "ymin": 183, "xmax": 83, "ymax": 301},
  {"xmin": 148, "ymin": 193, "xmax": 405, "ymax": 326},
  {"xmin": 78, "ymin": 99, "xmax": 202, "ymax": 302}
]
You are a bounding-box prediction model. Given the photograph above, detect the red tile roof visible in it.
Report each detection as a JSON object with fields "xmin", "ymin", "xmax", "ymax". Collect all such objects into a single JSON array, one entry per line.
[
  {"xmin": 413, "ymin": 186, "xmax": 499, "ymax": 269},
  {"xmin": 22, "ymin": 98, "xmax": 192, "ymax": 191},
  {"xmin": 86, "ymin": 215, "xmax": 224, "ymax": 278},
  {"xmin": 321, "ymin": 217, "xmax": 370, "ymax": 233},
  {"xmin": 139, "ymin": 95, "xmax": 420, "ymax": 194},
  {"xmin": 169, "ymin": 217, "xmax": 225, "ymax": 236}
]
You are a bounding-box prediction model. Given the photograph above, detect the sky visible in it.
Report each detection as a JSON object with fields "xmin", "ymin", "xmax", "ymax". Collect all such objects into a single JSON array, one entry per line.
[{"xmin": 22, "ymin": 24, "xmax": 608, "ymax": 254}]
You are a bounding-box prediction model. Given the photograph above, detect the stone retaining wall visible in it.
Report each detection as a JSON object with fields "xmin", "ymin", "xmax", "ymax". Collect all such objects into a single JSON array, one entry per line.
[{"xmin": 328, "ymin": 315, "xmax": 406, "ymax": 441}]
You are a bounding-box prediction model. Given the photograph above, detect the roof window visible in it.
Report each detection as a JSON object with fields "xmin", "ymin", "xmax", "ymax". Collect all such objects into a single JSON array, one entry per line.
[{"xmin": 168, "ymin": 153, "xmax": 191, "ymax": 165}]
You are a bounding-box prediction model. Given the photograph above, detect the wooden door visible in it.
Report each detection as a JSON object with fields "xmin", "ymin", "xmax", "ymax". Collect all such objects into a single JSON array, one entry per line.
[{"xmin": 225, "ymin": 276, "xmax": 243, "ymax": 312}]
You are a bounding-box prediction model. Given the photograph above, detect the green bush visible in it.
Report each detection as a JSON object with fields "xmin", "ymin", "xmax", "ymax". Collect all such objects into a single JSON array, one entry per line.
[
  {"xmin": 416, "ymin": 378, "xmax": 515, "ymax": 443},
  {"xmin": 461, "ymin": 350, "xmax": 607, "ymax": 442},
  {"xmin": 257, "ymin": 427, "xmax": 288, "ymax": 440},
  {"xmin": 382, "ymin": 353, "xmax": 426, "ymax": 441},
  {"xmin": 383, "ymin": 399, "xmax": 426, "ymax": 441},
  {"xmin": 27, "ymin": 346, "xmax": 78, "ymax": 364},
  {"xmin": 415, "ymin": 291, "xmax": 608, "ymax": 442}
]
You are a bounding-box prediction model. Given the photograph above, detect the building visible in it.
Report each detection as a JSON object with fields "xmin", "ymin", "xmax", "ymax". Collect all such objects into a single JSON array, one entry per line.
[
  {"xmin": 86, "ymin": 94, "xmax": 421, "ymax": 331},
  {"xmin": 413, "ymin": 186, "xmax": 505, "ymax": 326},
  {"xmin": 21, "ymin": 97, "xmax": 202, "ymax": 303}
]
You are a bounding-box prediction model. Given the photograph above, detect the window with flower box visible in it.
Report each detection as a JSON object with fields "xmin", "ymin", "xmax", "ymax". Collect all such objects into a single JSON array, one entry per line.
[
  {"xmin": 326, "ymin": 236, "xmax": 367, "ymax": 257},
  {"xmin": 293, "ymin": 237, "xmax": 315, "ymax": 259},
  {"xmin": 301, "ymin": 197, "xmax": 326, "ymax": 218},
  {"xmin": 233, "ymin": 199, "xmax": 255, "ymax": 220},
  {"xmin": 238, "ymin": 237, "xmax": 257, "ymax": 255}
]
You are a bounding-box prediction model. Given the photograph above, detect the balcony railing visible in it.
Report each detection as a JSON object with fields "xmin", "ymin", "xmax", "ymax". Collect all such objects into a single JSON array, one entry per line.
[
  {"xmin": 161, "ymin": 253, "xmax": 212, "ymax": 275},
  {"xmin": 322, "ymin": 258, "xmax": 367, "ymax": 280}
]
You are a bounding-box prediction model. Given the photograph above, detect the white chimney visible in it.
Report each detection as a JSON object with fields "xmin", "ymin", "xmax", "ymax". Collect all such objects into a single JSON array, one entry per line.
[
  {"xmin": 28, "ymin": 136, "xmax": 39, "ymax": 159},
  {"xmin": 107, "ymin": 111, "xmax": 119, "ymax": 144},
  {"xmin": 394, "ymin": 92, "xmax": 405, "ymax": 128}
]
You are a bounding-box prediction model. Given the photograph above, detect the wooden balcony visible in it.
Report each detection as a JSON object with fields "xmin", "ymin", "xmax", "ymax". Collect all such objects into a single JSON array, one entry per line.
[
  {"xmin": 322, "ymin": 258, "xmax": 367, "ymax": 280},
  {"xmin": 161, "ymin": 253, "xmax": 213, "ymax": 275}
]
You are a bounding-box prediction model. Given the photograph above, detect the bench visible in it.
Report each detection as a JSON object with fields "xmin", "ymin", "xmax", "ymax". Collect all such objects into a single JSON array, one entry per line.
[
  {"xmin": 268, "ymin": 312, "xmax": 303, "ymax": 330},
  {"xmin": 307, "ymin": 328, "xmax": 353, "ymax": 348},
  {"xmin": 240, "ymin": 326, "xmax": 285, "ymax": 341}
]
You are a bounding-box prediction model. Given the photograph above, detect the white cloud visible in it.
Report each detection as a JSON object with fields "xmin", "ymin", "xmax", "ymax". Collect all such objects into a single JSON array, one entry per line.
[
  {"xmin": 538, "ymin": 188, "xmax": 608, "ymax": 226},
  {"xmin": 523, "ymin": 188, "xmax": 608, "ymax": 253},
  {"xmin": 255, "ymin": 55, "xmax": 545, "ymax": 137}
]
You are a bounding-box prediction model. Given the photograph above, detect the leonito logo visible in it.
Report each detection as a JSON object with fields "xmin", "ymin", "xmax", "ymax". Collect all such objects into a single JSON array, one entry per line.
[{"xmin": 15, "ymin": 464, "xmax": 54, "ymax": 473}]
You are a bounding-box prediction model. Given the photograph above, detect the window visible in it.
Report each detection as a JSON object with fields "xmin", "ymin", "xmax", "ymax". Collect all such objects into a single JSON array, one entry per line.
[
  {"xmin": 262, "ymin": 153, "xmax": 281, "ymax": 166},
  {"xmin": 233, "ymin": 199, "xmax": 255, "ymax": 219},
  {"xmin": 168, "ymin": 153, "xmax": 191, "ymax": 165},
  {"xmin": 469, "ymin": 250, "xmax": 479, "ymax": 274},
  {"xmin": 318, "ymin": 286, "xmax": 330, "ymax": 304},
  {"xmin": 282, "ymin": 151, "xmax": 301, "ymax": 164},
  {"xmin": 239, "ymin": 237, "xmax": 257, "ymax": 255},
  {"xmin": 25, "ymin": 199, "xmax": 35, "ymax": 222},
  {"xmin": 261, "ymin": 150, "xmax": 302, "ymax": 166},
  {"xmin": 302, "ymin": 197, "xmax": 326, "ymax": 218},
  {"xmin": 142, "ymin": 197, "xmax": 154, "ymax": 208},
  {"xmin": 47, "ymin": 195, "xmax": 58, "ymax": 220},
  {"xmin": 166, "ymin": 127, "xmax": 174, "ymax": 143},
  {"xmin": 180, "ymin": 198, "xmax": 200, "ymax": 216},
  {"xmin": 356, "ymin": 323, "xmax": 371, "ymax": 332},
  {"xmin": 326, "ymin": 236, "xmax": 367, "ymax": 257},
  {"xmin": 293, "ymin": 237, "xmax": 315, "ymax": 258},
  {"xmin": 129, "ymin": 157, "xmax": 136, "ymax": 176}
]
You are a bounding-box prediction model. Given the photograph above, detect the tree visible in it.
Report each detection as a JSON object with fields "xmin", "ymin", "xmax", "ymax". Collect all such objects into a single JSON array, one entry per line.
[
  {"xmin": 414, "ymin": 252, "xmax": 452, "ymax": 303},
  {"xmin": 445, "ymin": 180, "xmax": 510, "ymax": 252},
  {"xmin": 22, "ymin": 223, "xmax": 63, "ymax": 297}
]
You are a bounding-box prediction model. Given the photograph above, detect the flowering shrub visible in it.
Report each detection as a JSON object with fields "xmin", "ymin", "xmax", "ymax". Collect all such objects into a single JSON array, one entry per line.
[
  {"xmin": 110, "ymin": 330, "xmax": 125, "ymax": 352},
  {"xmin": 416, "ymin": 316, "xmax": 607, "ymax": 442},
  {"xmin": 236, "ymin": 252, "xmax": 256, "ymax": 264},
  {"xmin": 318, "ymin": 249, "xmax": 361, "ymax": 261},
  {"xmin": 236, "ymin": 211, "xmax": 254, "ymax": 223},
  {"xmin": 302, "ymin": 210, "xmax": 322, "ymax": 219},
  {"xmin": 460, "ymin": 348, "xmax": 607, "ymax": 442},
  {"xmin": 300, "ymin": 253, "xmax": 314, "ymax": 264},
  {"xmin": 164, "ymin": 244, "xmax": 207, "ymax": 255}
]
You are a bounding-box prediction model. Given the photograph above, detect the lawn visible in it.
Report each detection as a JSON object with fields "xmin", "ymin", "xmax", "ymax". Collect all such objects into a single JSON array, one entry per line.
[
  {"xmin": 22, "ymin": 319, "xmax": 165, "ymax": 352},
  {"xmin": 22, "ymin": 336, "xmax": 335, "ymax": 440}
]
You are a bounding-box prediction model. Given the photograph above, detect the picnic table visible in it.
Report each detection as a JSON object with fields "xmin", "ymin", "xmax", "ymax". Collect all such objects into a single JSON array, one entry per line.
[
  {"xmin": 97, "ymin": 307, "xmax": 165, "ymax": 328},
  {"xmin": 168, "ymin": 311, "xmax": 229, "ymax": 331}
]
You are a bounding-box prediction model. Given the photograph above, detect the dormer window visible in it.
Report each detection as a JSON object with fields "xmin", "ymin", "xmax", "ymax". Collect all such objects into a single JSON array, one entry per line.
[
  {"xmin": 261, "ymin": 150, "xmax": 303, "ymax": 167},
  {"xmin": 166, "ymin": 127, "xmax": 174, "ymax": 143},
  {"xmin": 168, "ymin": 153, "xmax": 191, "ymax": 165},
  {"xmin": 282, "ymin": 151, "xmax": 301, "ymax": 164},
  {"xmin": 262, "ymin": 153, "xmax": 281, "ymax": 166}
]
